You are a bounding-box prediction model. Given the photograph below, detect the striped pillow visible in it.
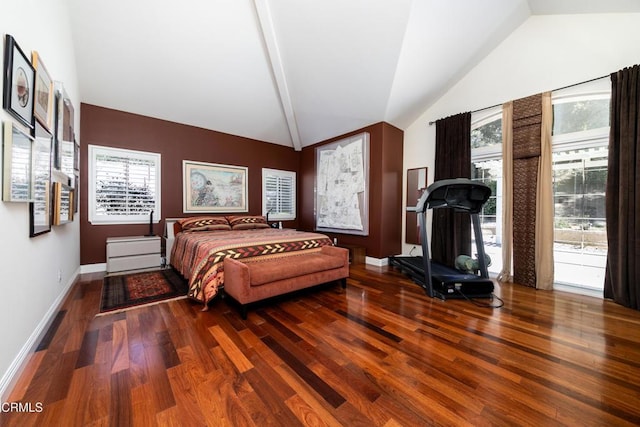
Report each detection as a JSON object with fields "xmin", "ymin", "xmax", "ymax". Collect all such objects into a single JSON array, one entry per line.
[
  {"xmin": 178, "ymin": 216, "xmax": 231, "ymax": 232},
  {"xmin": 227, "ymin": 215, "xmax": 270, "ymax": 230}
]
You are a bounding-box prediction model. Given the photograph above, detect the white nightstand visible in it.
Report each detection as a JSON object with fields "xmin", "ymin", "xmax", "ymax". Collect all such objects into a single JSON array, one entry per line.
[{"xmin": 106, "ymin": 235, "xmax": 161, "ymax": 273}]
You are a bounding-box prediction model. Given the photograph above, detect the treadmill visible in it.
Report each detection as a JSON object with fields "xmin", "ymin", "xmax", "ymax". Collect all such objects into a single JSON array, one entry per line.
[{"xmin": 390, "ymin": 178, "xmax": 495, "ymax": 300}]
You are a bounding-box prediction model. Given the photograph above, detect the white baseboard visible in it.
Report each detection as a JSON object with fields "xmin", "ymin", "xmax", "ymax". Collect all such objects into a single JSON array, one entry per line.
[
  {"xmin": 80, "ymin": 263, "xmax": 106, "ymax": 274},
  {"xmin": 0, "ymin": 267, "xmax": 80, "ymax": 401},
  {"xmin": 365, "ymin": 256, "xmax": 388, "ymax": 267}
]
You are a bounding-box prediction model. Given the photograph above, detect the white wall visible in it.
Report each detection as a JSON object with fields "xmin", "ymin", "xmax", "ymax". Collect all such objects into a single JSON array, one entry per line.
[
  {"xmin": 0, "ymin": 0, "xmax": 80, "ymax": 398},
  {"xmin": 401, "ymin": 13, "xmax": 640, "ymax": 256}
]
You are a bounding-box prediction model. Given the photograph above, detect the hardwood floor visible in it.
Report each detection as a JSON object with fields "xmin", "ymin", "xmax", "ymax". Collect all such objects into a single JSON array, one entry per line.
[{"xmin": 3, "ymin": 263, "xmax": 640, "ymax": 426}]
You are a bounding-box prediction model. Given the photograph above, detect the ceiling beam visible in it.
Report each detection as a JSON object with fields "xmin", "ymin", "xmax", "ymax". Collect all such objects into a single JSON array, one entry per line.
[{"xmin": 254, "ymin": 0, "xmax": 302, "ymax": 151}]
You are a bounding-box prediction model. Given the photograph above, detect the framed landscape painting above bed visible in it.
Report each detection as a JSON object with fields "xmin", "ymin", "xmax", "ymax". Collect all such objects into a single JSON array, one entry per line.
[{"xmin": 182, "ymin": 160, "xmax": 248, "ymax": 213}]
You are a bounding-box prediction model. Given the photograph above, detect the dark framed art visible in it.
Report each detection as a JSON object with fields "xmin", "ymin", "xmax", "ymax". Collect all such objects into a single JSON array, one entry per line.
[
  {"xmin": 2, "ymin": 121, "xmax": 34, "ymax": 202},
  {"xmin": 53, "ymin": 82, "xmax": 74, "ymax": 171},
  {"xmin": 3, "ymin": 35, "xmax": 35, "ymax": 129},
  {"xmin": 30, "ymin": 122, "xmax": 53, "ymax": 237},
  {"xmin": 32, "ymin": 51, "xmax": 54, "ymax": 131}
]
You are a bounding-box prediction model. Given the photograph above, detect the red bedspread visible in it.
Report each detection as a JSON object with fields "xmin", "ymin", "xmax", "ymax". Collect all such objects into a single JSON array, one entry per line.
[{"xmin": 170, "ymin": 228, "xmax": 333, "ymax": 304}]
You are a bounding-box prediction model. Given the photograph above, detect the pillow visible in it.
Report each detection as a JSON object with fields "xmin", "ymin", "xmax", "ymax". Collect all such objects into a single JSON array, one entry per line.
[
  {"xmin": 227, "ymin": 215, "xmax": 270, "ymax": 230},
  {"xmin": 178, "ymin": 216, "xmax": 231, "ymax": 232}
]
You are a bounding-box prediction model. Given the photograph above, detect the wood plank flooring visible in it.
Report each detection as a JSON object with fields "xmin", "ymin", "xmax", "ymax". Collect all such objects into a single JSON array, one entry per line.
[{"xmin": 3, "ymin": 263, "xmax": 640, "ymax": 426}]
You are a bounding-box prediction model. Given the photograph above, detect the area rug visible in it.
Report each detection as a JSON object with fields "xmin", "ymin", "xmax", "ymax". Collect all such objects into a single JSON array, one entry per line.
[{"xmin": 99, "ymin": 268, "xmax": 189, "ymax": 315}]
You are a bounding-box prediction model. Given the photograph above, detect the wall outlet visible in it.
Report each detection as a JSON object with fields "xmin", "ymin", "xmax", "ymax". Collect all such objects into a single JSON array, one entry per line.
[{"xmin": 57, "ymin": 269, "xmax": 62, "ymax": 283}]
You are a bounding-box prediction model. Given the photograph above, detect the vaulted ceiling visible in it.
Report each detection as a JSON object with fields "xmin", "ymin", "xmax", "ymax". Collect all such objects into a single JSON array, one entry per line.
[{"xmin": 66, "ymin": 0, "xmax": 640, "ymax": 150}]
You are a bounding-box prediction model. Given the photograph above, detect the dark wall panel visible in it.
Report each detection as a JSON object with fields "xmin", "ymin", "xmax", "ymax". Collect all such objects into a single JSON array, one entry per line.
[
  {"xmin": 380, "ymin": 123, "xmax": 404, "ymax": 256},
  {"xmin": 299, "ymin": 122, "xmax": 403, "ymax": 259}
]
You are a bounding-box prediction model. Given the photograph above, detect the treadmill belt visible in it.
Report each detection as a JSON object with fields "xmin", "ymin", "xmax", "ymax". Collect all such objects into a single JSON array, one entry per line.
[
  {"xmin": 430, "ymin": 262, "xmax": 484, "ymax": 282},
  {"xmin": 390, "ymin": 256, "xmax": 494, "ymax": 299}
]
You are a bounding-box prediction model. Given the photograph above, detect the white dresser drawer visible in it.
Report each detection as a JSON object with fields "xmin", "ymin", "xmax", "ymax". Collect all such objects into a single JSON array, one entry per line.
[
  {"xmin": 107, "ymin": 253, "xmax": 160, "ymax": 273},
  {"xmin": 106, "ymin": 236, "xmax": 162, "ymax": 273},
  {"xmin": 107, "ymin": 236, "xmax": 160, "ymax": 258}
]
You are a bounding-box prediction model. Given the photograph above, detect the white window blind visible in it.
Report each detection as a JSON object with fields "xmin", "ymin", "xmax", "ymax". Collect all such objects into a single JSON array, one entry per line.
[
  {"xmin": 89, "ymin": 145, "xmax": 161, "ymax": 224},
  {"xmin": 262, "ymin": 168, "xmax": 296, "ymax": 221}
]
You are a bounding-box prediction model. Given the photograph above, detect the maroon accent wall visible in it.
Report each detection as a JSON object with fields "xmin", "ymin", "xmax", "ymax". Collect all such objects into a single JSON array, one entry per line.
[
  {"xmin": 79, "ymin": 104, "xmax": 300, "ymax": 265},
  {"xmin": 299, "ymin": 122, "xmax": 404, "ymax": 259}
]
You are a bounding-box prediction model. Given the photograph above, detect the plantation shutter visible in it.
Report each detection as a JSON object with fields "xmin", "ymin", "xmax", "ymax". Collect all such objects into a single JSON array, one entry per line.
[
  {"xmin": 263, "ymin": 168, "xmax": 296, "ymax": 220},
  {"xmin": 89, "ymin": 145, "xmax": 161, "ymax": 224}
]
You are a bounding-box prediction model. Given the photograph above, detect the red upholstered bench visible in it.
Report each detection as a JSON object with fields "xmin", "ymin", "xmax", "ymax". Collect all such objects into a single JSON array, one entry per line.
[{"xmin": 223, "ymin": 245, "xmax": 349, "ymax": 319}]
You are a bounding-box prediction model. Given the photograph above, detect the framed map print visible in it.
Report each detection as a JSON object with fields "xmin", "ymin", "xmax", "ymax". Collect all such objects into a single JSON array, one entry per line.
[{"xmin": 182, "ymin": 160, "xmax": 248, "ymax": 213}]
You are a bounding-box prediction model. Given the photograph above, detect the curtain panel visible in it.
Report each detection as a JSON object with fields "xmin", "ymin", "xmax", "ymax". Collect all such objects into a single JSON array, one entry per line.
[
  {"xmin": 512, "ymin": 94, "xmax": 542, "ymax": 288},
  {"xmin": 605, "ymin": 65, "xmax": 640, "ymax": 309},
  {"xmin": 498, "ymin": 102, "xmax": 514, "ymax": 283},
  {"xmin": 535, "ymin": 92, "xmax": 554, "ymax": 290},
  {"xmin": 432, "ymin": 112, "xmax": 472, "ymax": 266}
]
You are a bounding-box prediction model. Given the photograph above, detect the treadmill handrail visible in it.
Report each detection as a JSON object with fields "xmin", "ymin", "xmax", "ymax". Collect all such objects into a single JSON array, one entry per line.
[{"xmin": 412, "ymin": 178, "xmax": 491, "ymax": 215}]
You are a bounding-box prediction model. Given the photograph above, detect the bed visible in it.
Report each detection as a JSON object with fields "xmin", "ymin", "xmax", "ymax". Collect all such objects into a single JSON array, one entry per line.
[{"xmin": 165, "ymin": 215, "xmax": 334, "ymax": 307}]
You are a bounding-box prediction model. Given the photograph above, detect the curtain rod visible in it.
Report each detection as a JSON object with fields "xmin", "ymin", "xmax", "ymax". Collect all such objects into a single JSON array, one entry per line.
[{"xmin": 427, "ymin": 73, "xmax": 610, "ymax": 126}]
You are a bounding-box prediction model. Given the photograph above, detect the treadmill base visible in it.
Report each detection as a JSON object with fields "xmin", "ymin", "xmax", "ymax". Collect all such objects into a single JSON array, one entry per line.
[{"xmin": 389, "ymin": 255, "xmax": 494, "ymax": 300}]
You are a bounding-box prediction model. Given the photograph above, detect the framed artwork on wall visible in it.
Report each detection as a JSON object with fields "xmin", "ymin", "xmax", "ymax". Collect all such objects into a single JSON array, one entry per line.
[
  {"xmin": 73, "ymin": 138, "xmax": 79, "ymax": 171},
  {"xmin": 53, "ymin": 82, "xmax": 74, "ymax": 171},
  {"xmin": 53, "ymin": 181, "xmax": 74, "ymax": 225},
  {"xmin": 73, "ymin": 170, "xmax": 79, "ymax": 214},
  {"xmin": 2, "ymin": 121, "xmax": 34, "ymax": 202},
  {"xmin": 30, "ymin": 122, "xmax": 53, "ymax": 237},
  {"xmin": 2, "ymin": 35, "xmax": 35, "ymax": 129},
  {"xmin": 315, "ymin": 132, "xmax": 370, "ymax": 236},
  {"xmin": 182, "ymin": 160, "xmax": 248, "ymax": 213},
  {"xmin": 60, "ymin": 139, "xmax": 74, "ymax": 177},
  {"xmin": 32, "ymin": 51, "xmax": 54, "ymax": 131}
]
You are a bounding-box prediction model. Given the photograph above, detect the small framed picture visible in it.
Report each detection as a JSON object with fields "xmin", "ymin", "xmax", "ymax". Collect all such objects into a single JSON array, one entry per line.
[
  {"xmin": 2, "ymin": 35, "xmax": 35, "ymax": 129},
  {"xmin": 53, "ymin": 181, "xmax": 74, "ymax": 225},
  {"xmin": 53, "ymin": 82, "xmax": 74, "ymax": 170},
  {"xmin": 30, "ymin": 122, "xmax": 53, "ymax": 237},
  {"xmin": 32, "ymin": 51, "xmax": 54, "ymax": 131},
  {"xmin": 2, "ymin": 121, "xmax": 35, "ymax": 202}
]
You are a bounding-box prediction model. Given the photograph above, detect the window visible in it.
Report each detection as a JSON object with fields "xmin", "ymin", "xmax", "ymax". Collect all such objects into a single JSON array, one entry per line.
[
  {"xmin": 471, "ymin": 107, "xmax": 503, "ymax": 275},
  {"xmin": 262, "ymin": 168, "xmax": 296, "ymax": 221},
  {"xmin": 88, "ymin": 145, "xmax": 161, "ymax": 224},
  {"xmin": 552, "ymin": 79, "xmax": 610, "ymax": 293}
]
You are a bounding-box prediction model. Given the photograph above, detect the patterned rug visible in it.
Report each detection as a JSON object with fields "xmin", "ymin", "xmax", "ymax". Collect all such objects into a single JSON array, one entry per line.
[{"xmin": 99, "ymin": 268, "xmax": 189, "ymax": 315}]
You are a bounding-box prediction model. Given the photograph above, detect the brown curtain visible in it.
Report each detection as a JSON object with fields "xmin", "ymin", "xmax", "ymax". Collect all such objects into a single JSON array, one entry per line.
[
  {"xmin": 432, "ymin": 112, "xmax": 472, "ymax": 266},
  {"xmin": 512, "ymin": 94, "xmax": 542, "ymax": 288},
  {"xmin": 605, "ymin": 65, "xmax": 640, "ymax": 309}
]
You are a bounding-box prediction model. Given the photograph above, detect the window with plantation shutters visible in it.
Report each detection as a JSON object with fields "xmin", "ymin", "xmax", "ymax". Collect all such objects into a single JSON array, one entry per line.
[
  {"xmin": 88, "ymin": 145, "xmax": 161, "ymax": 224},
  {"xmin": 262, "ymin": 168, "xmax": 296, "ymax": 221}
]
